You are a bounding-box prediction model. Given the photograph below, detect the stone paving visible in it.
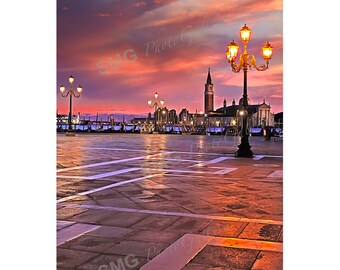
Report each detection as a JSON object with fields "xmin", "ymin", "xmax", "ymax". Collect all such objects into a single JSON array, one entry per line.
[{"xmin": 57, "ymin": 134, "xmax": 283, "ymax": 270}]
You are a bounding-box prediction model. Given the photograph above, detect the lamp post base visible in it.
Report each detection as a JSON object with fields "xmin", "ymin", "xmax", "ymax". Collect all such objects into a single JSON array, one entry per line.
[
  {"xmin": 235, "ymin": 148, "xmax": 253, "ymax": 158},
  {"xmin": 235, "ymin": 136, "xmax": 253, "ymax": 158}
]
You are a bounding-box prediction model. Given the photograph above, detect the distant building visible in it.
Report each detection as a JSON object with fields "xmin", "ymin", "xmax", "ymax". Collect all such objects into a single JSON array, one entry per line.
[
  {"xmin": 155, "ymin": 107, "xmax": 169, "ymax": 125},
  {"xmin": 199, "ymin": 68, "xmax": 275, "ymax": 129},
  {"xmin": 169, "ymin": 109, "xmax": 178, "ymax": 124},
  {"xmin": 131, "ymin": 113, "xmax": 154, "ymax": 125},
  {"xmin": 131, "ymin": 117, "xmax": 153, "ymax": 125},
  {"xmin": 274, "ymin": 112, "xmax": 283, "ymax": 128},
  {"xmin": 179, "ymin": 108, "xmax": 190, "ymax": 124},
  {"xmin": 204, "ymin": 68, "xmax": 214, "ymax": 114},
  {"xmin": 144, "ymin": 67, "xmax": 278, "ymax": 134}
]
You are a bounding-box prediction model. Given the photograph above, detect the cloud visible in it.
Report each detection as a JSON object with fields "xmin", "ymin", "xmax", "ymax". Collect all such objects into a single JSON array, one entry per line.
[
  {"xmin": 95, "ymin": 13, "xmax": 111, "ymax": 17},
  {"xmin": 135, "ymin": 2, "xmax": 147, "ymax": 8},
  {"xmin": 130, "ymin": 0, "xmax": 282, "ymax": 29},
  {"xmin": 270, "ymin": 94, "xmax": 283, "ymax": 98}
]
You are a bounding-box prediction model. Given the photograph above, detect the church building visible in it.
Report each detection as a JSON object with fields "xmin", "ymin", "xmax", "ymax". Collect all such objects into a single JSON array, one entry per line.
[{"xmin": 195, "ymin": 68, "xmax": 274, "ymax": 131}]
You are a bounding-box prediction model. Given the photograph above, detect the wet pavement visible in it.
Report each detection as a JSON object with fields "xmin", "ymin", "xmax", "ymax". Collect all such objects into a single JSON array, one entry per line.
[{"xmin": 57, "ymin": 134, "xmax": 283, "ymax": 269}]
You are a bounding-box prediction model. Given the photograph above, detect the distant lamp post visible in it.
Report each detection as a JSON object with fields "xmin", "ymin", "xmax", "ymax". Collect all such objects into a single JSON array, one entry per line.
[
  {"xmin": 59, "ymin": 75, "xmax": 83, "ymax": 132},
  {"xmin": 147, "ymin": 92, "xmax": 165, "ymax": 130},
  {"xmin": 226, "ymin": 24, "xmax": 273, "ymax": 157}
]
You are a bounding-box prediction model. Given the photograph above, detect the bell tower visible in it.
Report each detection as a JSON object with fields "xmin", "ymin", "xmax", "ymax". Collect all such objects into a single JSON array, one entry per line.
[{"xmin": 204, "ymin": 67, "xmax": 214, "ymax": 114}]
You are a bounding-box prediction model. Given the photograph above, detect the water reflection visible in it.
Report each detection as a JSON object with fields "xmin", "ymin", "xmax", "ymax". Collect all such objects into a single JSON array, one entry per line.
[
  {"xmin": 142, "ymin": 135, "xmax": 167, "ymax": 170},
  {"xmin": 57, "ymin": 137, "xmax": 86, "ymax": 169},
  {"xmin": 143, "ymin": 134, "xmax": 167, "ymax": 152},
  {"xmin": 57, "ymin": 138, "xmax": 87, "ymax": 197},
  {"xmin": 139, "ymin": 135, "xmax": 168, "ymax": 190}
]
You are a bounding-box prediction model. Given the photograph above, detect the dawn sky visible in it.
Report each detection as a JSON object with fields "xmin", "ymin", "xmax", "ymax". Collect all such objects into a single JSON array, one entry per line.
[{"xmin": 57, "ymin": 0, "xmax": 283, "ymax": 115}]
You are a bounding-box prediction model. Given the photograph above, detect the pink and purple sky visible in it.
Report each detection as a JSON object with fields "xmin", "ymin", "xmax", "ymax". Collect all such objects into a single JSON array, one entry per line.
[{"xmin": 57, "ymin": 0, "xmax": 282, "ymax": 115}]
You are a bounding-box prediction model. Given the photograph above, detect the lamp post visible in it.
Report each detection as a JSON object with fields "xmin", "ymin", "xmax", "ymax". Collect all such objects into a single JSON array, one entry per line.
[
  {"xmin": 59, "ymin": 75, "xmax": 83, "ymax": 132},
  {"xmin": 147, "ymin": 92, "xmax": 165, "ymax": 132},
  {"xmin": 226, "ymin": 24, "xmax": 273, "ymax": 157}
]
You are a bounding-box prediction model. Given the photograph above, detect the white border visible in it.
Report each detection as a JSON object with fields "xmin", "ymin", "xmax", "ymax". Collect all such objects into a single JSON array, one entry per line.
[
  {"xmin": 1, "ymin": 1, "xmax": 56, "ymax": 269},
  {"xmin": 2, "ymin": 0, "xmax": 339, "ymax": 269}
]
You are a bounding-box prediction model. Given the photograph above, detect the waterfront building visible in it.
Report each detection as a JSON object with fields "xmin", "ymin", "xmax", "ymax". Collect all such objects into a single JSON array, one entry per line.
[
  {"xmin": 274, "ymin": 112, "xmax": 283, "ymax": 128},
  {"xmin": 169, "ymin": 109, "xmax": 178, "ymax": 124},
  {"xmin": 179, "ymin": 108, "xmax": 190, "ymax": 124},
  {"xmin": 201, "ymin": 68, "xmax": 275, "ymax": 131},
  {"xmin": 155, "ymin": 107, "xmax": 169, "ymax": 125}
]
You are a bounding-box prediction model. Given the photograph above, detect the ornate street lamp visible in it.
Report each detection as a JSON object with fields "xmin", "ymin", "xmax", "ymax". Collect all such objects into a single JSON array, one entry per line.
[
  {"xmin": 226, "ymin": 24, "xmax": 273, "ymax": 157},
  {"xmin": 59, "ymin": 75, "xmax": 83, "ymax": 132},
  {"xmin": 147, "ymin": 92, "xmax": 165, "ymax": 131}
]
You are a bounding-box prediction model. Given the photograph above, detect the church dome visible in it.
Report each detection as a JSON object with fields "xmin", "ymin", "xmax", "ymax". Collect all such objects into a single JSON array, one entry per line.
[{"xmin": 239, "ymin": 97, "xmax": 251, "ymax": 106}]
